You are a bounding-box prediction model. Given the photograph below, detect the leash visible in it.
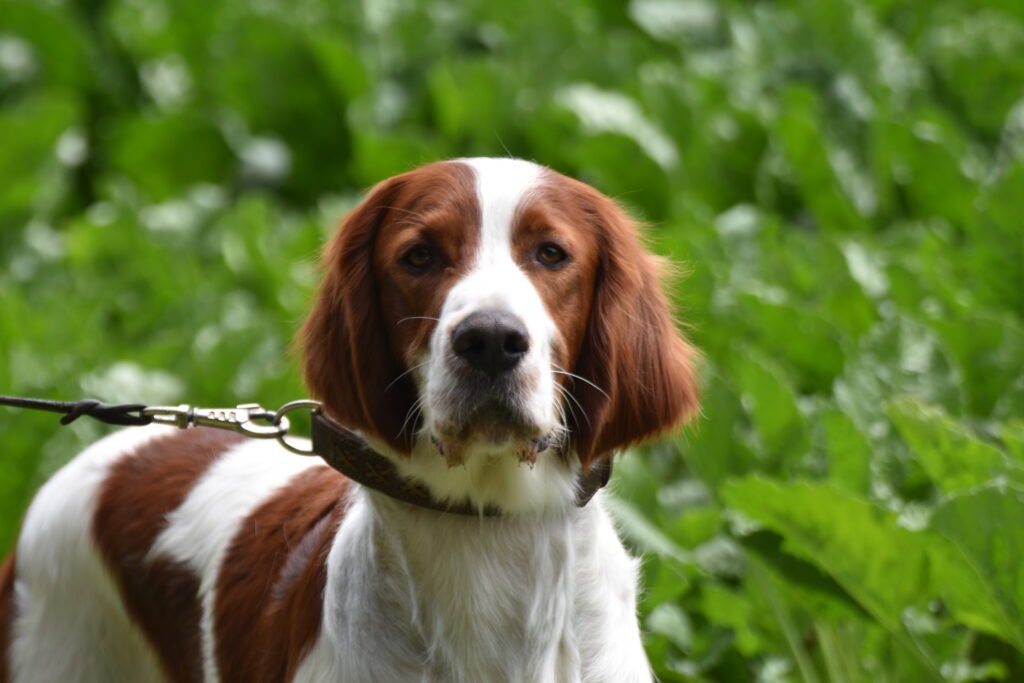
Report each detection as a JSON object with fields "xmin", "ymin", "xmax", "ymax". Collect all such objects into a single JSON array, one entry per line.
[{"xmin": 0, "ymin": 394, "xmax": 610, "ymax": 516}]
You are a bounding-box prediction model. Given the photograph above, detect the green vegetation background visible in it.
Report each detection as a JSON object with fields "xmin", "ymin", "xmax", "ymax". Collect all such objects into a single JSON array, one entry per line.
[{"xmin": 1, "ymin": 0, "xmax": 1023, "ymax": 680}]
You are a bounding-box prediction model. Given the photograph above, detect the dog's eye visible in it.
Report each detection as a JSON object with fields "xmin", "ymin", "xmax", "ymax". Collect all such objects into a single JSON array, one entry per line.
[
  {"xmin": 402, "ymin": 245, "xmax": 435, "ymax": 272},
  {"xmin": 536, "ymin": 242, "xmax": 568, "ymax": 269}
]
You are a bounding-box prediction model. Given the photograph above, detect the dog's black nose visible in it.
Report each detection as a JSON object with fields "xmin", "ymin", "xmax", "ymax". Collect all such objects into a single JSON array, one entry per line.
[{"xmin": 451, "ymin": 310, "xmax": 530, "ymax": 376}]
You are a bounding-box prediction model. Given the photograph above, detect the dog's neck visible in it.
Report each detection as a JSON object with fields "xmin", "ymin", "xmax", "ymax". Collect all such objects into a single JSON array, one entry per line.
[
  {"xmin": 389, "ymin": 435, "xmax": 585, "ymax": 515},
  {"xmin": 316, "ymin": 485, "xmax": 602, "ymax": 682}
]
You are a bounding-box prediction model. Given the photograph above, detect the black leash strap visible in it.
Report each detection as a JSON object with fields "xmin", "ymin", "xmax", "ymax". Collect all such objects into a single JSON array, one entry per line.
[
  {"xmin": 0, "ymin": 395, "xmax": 153, "ymax": 426},
  {"xmin": 2, "ymin": 393, "xmax": 612, "ymax": 515}
]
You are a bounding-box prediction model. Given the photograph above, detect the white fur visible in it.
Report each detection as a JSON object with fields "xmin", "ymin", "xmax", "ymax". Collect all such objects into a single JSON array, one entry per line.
[
  {"xmin": 294, "ymin": 489, "xmax": 652, "ymax": 683},
  {"xmin": 6, "ymin": 157, "xmax": 655, "ymax": 682},
  {"xmin": 10, "ymin": 426, "xmax": 176, "ymax": 683}
]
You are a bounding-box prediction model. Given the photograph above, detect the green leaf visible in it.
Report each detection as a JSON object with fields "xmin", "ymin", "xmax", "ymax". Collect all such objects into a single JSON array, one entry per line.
[
  {"xmin": 647, "ymin": 603, "xmax": 694, "ymax": 653},
  {"xmin": 0, "ymin": 0, "xmax": 94, "ymax": 88},
  {"xmin": 605, "ymin": 495, "xmax": 691, "ymax": 564},
  {"xmin": 835, "ymin": 316, "xmax": 963, "ymax": 441},
  {"xmin": 735, "ymin": 291, "xmax": 845, "ymax": 393},
  {"xmin": 722, "ymin": 477, "xmax": 942, "ymax": 677},
  {"xmin": 927, "ymin": 311, "xmax": 1024, "ymax": 418},
  {"xmin": 888, "ymin": 399, "xmax": 1019, "ymax": 493},
  {"xmin": 0, "ymin": 92, "xmax": 77, "ymax": 224},
  {"xmin": 819, "ymin": 407, "xmax": 872, "ymax": 495},
  {"xmin": 675, "ymin": 365, "xmax": 758, "ymax": 488},
  {"xmin": 108, "ymin": 112, "xmax": 232, "ymax": 200},
  {"xmin": 730, "ymin": 347, "xmax": 810, "ymax": 468},
  {"xmin": 929, "ymin": 485, "xmax": 1024, "ymax": 652},
  {"xmin": 923, "ymin": 10, "xmax": 1024, "ymax": 137},
  {"xmin": 775, "ymin": 87, "xmax": 866, "ymax": 233},
  {"xmin": 700, "ymin": 583, "xmax": 762, "ymax": 656},
  {"xmin": 1000, "ymin": 421, "xmax": 1024, "ymax": 463},
  {"xmin": 738, "ymin": 530, "xmax": 868, "ymax": 621}
]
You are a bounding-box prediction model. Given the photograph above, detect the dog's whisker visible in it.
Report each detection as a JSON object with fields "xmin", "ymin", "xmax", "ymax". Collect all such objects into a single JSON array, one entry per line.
[
  {"xmin": 554, "ymin": 381, "xmax": 591, "ymax": 429},
  {"xmin": 396, "ymin": 316, "xmax": 440, "ymax": 326},
  {"xmin": 397, "ymin": 397, "xmax": 426, "ymax": 439},
  {"xmin": 553, "ymin": 366, "xmax": 609, "ymax": 400},
  {"xmin": 553, "ymin": 383, "xmax": 577, "ymax": 427},
  {"xmin": 385, "ymin": 361, "xmax": 429, "ymax": 393}
]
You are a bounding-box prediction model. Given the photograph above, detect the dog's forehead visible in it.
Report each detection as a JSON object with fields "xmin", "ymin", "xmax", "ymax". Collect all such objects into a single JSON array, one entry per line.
[{"xmin": 456, "ymin": 158, "xmax": 544, "ymax": 246}]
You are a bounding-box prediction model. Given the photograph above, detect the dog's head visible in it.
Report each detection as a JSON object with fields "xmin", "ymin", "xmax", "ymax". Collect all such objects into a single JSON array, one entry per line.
[{"xmin": 303, "ymin": 158, "xmax": 698, "ymax": 513}]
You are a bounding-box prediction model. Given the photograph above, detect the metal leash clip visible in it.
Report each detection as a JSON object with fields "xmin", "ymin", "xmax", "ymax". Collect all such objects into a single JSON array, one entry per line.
[{"xmin": 141, "ymin": 400, "xmax": 321, "ymax": 456}]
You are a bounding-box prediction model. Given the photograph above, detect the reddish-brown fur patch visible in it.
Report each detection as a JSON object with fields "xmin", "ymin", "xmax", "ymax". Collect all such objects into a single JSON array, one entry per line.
[
  {"xmin": 513, "ymin": 175, "xmax": 603, "ymax": 373},
  {"xmin": 1, "ymin": 551, "xmax": 14, "ymax": 683},
  {"xmin": 302, "ymin": 161, "xmax": 479, "ymax": 454},
  {"xmin": 93, "ymin": 428, "xmax": 245, "ymax": 683},
  {"xmin": 544, "ymin": 172, "xmax": 699, "ymax": 467},
  {"xmin": 213, "ymin": 465, "xmax": 349, "ymax": 682}
]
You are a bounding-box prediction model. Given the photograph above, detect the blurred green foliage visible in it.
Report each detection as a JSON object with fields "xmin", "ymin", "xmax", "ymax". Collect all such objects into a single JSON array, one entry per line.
[{"xmin": 1, "ymin": 0, "xmax": 1023, "ymax": 680}]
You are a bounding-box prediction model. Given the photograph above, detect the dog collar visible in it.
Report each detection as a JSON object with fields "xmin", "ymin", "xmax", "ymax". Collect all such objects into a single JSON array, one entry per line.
[
  {"xmin": 0, "ymin": 394, "xmax": 611, "ymax": 517},
  {"xmin": 311, "ymin": 411, "xmax": 611, "ymax": 516}
]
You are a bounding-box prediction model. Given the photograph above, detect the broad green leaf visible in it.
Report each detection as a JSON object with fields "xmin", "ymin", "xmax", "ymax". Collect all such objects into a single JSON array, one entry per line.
[
  {"xmin": 604, "ymin": 495, "xmax": 691, "ymax": 564},
  {"xmin": 888, "ymin": 399, "xmax": 1020, "ymax": 493},
  {"xmin": 930, "ymin": 485, "xmax": 1024, "ymax": 652},
  {"xmin": 722, "ymin": 477, "xmax": 942, "ymax": 678},
  {"xmin": 569, "ymin": 133, "xmax": 673, "ymax": 221},
  {"xmin": 214, "ymin": 16, "xmax": 352, "ymax": 200},
  {"xmin": 0, "ymin": 0, "xmax": 94, "ymax": 88},
  {"xmin": 738, "ymin": 530, "xmax": 867, "ymax": 621},
  {"xmin": 819, "ymin": 408, "xmax": 872, "ymax": 494},
  {"xmin": 428, "ymin": 60, "xmax": 512, "ymax": 146},
  {"xmin": 351, "ymin": 131, "xmax": 445, "ymax": 187},
  {"xmin": 835, "ymin": 316, "xmax": 963, "ymax": 441},
  {"xmin": 730, "ymin": 348, "xmax": 810, "ymax": 468},
  {"xmin": 978, "ymin": 163, "xmax": 1024, "ymax": 318},
  {"xmin": 700, "ymin": 583, "xmax": 762, "ymax": 656},
  {"xmin": 734, "ymin": 291, "xmax": 845, "ymax": 393},
  {"xmin": 775, "ymin": 87, "xmax": 866, "ymax": 233},
  {"xmin": 923, "ymin": 10, "xmax": 1024, "ymax": 137},
  {"xmin": 108, "ymin": 112, "xmax": 232, "ymax": 201},
  {"xmin": 722, "ymin": 478, "xmax": 929, "ymax": 628},
  {"xmin": 667, "ymin": 507, "xmax": 721, "ymax": 550},
  {"xmin": 647, "ymin": 603, "xmax": 694, "ymax": 653},
  {"xmin": 305, "ymin": 34, "xmax": 368, "ymax": 102},
  {"xmin": 675, "ymin": 366, "xmax": 757, "ymax": 488},
  {"xmin": 0, "ymin": 92, "xmax": 77, "ymax": 224},
  {"xmin": 927, "ymin": 311, "xmax": 1024, "ymax": 418},
  {"xmin": 1001, "ymin": 422, "xmax": 1024, "ymax": 464}
]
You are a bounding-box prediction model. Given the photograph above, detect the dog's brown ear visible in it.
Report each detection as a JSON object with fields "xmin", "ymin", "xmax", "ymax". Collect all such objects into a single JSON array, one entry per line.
[
  {"xmin": 568, "ymin": 184, "xmax": 699, "ymax": 470},
  {"xmin": 301, "ymin": 176, "xmax": 418, "ymax": 454}
]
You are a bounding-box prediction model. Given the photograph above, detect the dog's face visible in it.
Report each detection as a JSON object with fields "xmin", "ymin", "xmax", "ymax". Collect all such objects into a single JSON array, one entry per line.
[{"xmin": 303, "ymin": 158, "xmax": 697, "ymax": 512}]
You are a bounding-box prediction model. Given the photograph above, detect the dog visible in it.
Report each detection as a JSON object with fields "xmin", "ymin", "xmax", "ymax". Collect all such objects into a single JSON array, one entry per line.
[{"xmin": 0, "ymin": 158, "xmax": 698, "ymax": 683}]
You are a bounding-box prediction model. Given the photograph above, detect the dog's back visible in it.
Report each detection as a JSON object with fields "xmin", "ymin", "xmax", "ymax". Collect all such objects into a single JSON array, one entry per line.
[{"xmin": 2, "ymin": 425, "xmax": 346, "ymax": 683}]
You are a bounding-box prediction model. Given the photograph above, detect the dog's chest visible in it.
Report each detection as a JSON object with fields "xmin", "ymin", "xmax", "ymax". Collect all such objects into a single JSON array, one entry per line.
[{"xmin": 300, "ymin": 494, "xmax": 594, "ymax": 683}]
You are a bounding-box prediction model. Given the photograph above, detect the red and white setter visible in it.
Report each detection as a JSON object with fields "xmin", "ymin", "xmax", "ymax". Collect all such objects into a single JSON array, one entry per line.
[{"xmin": 0, "ymin": 158, "xmax": 698, "ymax": 683}]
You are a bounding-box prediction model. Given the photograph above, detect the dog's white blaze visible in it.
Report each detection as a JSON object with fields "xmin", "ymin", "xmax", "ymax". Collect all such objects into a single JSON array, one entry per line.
[
  {"xmin": 404, "ymin": 157, "xmax": 573, "ymax": 513},
  {"xmin": 457, "ymin": 157, "xmax": 559, "ymax": 432},
  {"xmin": 425, "ymin": 158, "xmax": 557, "ymax": 432},
  {"xmin": 147, "ymin": 440, "xmax": 320, "ymax": 683}
]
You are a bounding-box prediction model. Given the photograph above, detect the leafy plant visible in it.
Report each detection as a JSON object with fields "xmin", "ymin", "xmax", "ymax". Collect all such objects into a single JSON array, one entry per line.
[{"xmin": 1, "ymin": 0, "xmax": 1022, "ymax": 679}]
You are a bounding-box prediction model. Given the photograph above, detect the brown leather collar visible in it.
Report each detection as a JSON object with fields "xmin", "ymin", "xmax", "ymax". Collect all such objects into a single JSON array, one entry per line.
[{"xmin": 311, "ymin": 411, "xmax": 611, "ymax": 516}]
